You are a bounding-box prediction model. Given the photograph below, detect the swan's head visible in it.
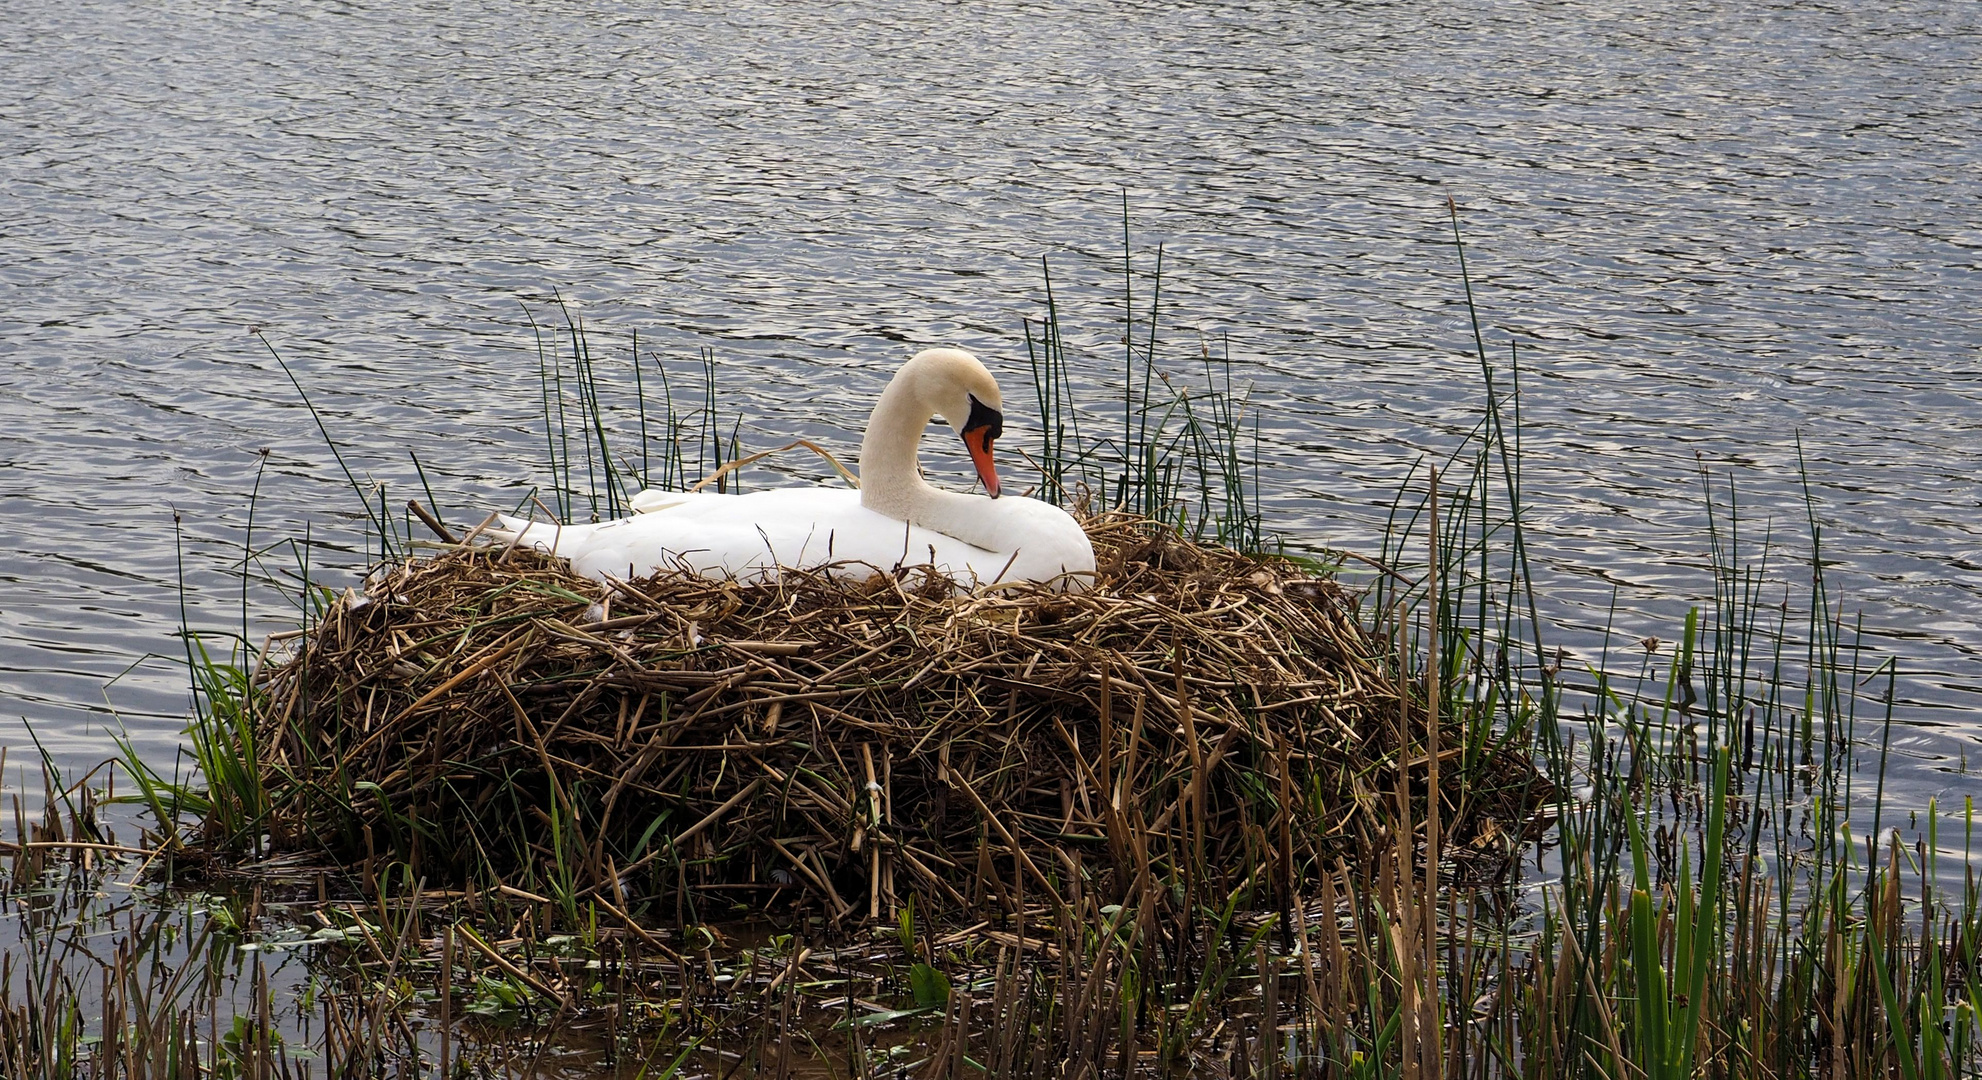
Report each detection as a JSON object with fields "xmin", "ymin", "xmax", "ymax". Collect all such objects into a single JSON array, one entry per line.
[{"xmin": 909, "ymin": 348, "xmax": 1005, "ymax": 499}]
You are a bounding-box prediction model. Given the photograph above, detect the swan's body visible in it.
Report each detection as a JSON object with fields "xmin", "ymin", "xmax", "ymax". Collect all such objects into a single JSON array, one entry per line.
[
  {"xmin": 507, "ymin": 487, "xmax": 1088, "ymax": 587},
  {"xmin": 496, "ymin": 349, "xmax": 1095, "ymax": 590}
]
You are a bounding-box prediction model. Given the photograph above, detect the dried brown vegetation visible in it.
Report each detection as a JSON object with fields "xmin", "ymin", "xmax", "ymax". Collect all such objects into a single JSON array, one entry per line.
[{"xmin": 246, "ymin": 513, "xmax": 1546, "ymax": 934}]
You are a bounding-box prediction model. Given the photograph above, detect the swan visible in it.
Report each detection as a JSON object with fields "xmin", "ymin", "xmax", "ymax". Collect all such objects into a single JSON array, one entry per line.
[{"xmin": 495, "ymin": 349, "xmax": 1096, "ymax": 590}]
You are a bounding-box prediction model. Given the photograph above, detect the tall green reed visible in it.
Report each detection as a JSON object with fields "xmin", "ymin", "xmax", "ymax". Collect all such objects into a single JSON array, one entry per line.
[
  {"xmin": 525, "ymin": 299, "xmax": 740, "ymax": 525},
  {"xmin": 1024, "ymin": 197, "xmax": 1264, "ymax": 551},
  {"xmin": 1319, "ymin": 201, "xmax": 1982, "ymax": 1077}
]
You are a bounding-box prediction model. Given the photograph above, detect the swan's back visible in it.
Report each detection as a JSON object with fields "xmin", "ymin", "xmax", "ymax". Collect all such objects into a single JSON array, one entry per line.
[{"xmin": 499, "ymin": 488, "xmax": 1094, "ymax": 590}]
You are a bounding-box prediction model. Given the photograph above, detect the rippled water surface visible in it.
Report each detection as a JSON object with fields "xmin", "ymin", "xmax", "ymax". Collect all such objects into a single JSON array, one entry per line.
[{"xmin": 3, "ymin": 0, "xmax": 1979, "ymax": 807}]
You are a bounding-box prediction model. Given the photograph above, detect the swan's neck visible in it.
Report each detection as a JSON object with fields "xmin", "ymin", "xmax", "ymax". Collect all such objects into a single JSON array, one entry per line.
[{"xmin": 859, "ymin": 378, "xmax": 1000, "ymax": 550}]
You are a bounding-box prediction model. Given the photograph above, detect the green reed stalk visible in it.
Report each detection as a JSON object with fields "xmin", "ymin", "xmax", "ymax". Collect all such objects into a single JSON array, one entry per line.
[
  {"xmin": 259, "ymin": 333, "xmax": 395, "ymax": 557},
  {"xmin": 524, "ymin": 301, "xmax": 570, "ymax": 521},
  {"xmin": 1020, "ymin": 221, "xmax": 1263, "ymax": 550}
]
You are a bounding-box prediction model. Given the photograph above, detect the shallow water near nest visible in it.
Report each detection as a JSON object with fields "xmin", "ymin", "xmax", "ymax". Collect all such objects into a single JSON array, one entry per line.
[{"xmin": 2, "ymin": 0, "xmax": 1978, "ymax": 841}]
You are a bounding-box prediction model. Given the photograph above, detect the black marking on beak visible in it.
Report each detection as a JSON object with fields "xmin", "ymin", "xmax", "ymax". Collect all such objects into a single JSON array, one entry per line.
[{"xmin": 963, "ymin": 394, "xmax": 1003, "ymax": 443}]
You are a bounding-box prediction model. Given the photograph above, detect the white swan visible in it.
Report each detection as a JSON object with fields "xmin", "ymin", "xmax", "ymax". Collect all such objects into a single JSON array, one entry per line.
[{"xmin": 495, "ymin": 349, "xmax": 1096, "ymax": 590}]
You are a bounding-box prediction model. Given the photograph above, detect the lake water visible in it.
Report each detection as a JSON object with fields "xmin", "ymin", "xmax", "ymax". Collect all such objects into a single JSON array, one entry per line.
[{"xmin": 3, "ymin": 0, "xmax": 1979, "ymax": 816}]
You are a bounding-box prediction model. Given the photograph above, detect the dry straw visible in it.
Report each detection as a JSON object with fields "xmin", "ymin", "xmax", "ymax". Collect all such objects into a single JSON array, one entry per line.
[{"xmin": 250, "ymin": 512, "xmax": 1543, "ymax": 932}]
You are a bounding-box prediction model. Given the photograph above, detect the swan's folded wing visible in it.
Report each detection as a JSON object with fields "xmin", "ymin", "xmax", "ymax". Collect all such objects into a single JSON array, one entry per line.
[
  {"xmin": 629, "ymin": 488, "xmax": 698, "ymax": 514},
  {"xmin": 489, "ymin": 514, "xmax": 576, "ymax": 555},
  {"xmin": 488, "ymin": 487, "xmax": 1093, "ymax": 592}
]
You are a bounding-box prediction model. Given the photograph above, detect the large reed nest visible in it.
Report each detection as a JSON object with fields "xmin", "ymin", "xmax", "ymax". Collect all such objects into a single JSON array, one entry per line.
[{"xmin": 249, "ymin": 513, "xmax": 1544, "ymax": 929}]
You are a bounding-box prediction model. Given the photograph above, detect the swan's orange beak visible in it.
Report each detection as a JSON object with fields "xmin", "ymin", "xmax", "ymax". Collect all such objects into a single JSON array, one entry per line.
[
  {"xmin": 961, "ymin": 395, "xmax": 1004, "ymax": 499},
  {"xmin": 963, "ymin": 425, "xmax": 1001, "ymax": 499}
]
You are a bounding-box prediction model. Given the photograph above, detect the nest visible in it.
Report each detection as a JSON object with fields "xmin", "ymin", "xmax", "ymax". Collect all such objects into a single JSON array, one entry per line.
[{"xmin": 249, "ymin": 514, "xmax": 1544, "ymax": 929}]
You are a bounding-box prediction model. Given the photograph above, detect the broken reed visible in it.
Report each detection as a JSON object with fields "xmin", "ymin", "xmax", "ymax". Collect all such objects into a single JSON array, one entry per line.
[
  {"xmin": 0, "ymin": 749, "xmax": 271, "ymax": 1080},
  {"xmin": 2, "ymin": 834, "xmax": 285, "ymax": 1080},
  {"xmin": 2, "ymin": 753, "xmax": 694, "ymax": 1080},
  {"xmin": 30, "ymin": 504, "xmax": 1982, "ymax": 1076}
]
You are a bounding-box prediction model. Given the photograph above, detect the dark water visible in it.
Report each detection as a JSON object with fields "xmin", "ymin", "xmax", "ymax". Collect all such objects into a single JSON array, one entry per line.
[{"xmin": 4, "ymin": 0, "xmax": 1979, "ymax": 816}]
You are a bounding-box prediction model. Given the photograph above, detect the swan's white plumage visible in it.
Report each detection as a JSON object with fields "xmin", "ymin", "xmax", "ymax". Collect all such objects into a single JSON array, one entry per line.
[
  {"xmin": 497, "ymin": 488, "xmax": 1090, "ymax": 587},
  {"xmin": 495, "ymin": 349, "xmax": 1096, "ymax": 590}
]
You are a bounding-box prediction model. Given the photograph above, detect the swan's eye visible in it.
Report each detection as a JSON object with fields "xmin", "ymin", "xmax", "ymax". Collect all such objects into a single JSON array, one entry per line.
[{"xmin": 963, "ymin": 395, "xmax": 1003, "ymax": 443}]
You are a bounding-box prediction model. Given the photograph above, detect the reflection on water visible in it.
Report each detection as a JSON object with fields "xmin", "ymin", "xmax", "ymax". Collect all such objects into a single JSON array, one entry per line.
[{"xmin": 2, "ymin": 0, "xmax": 1978, "ymax": 809}]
